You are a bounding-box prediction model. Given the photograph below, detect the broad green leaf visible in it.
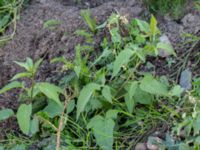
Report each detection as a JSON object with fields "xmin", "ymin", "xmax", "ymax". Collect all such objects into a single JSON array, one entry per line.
[
  {"xmin": 17, "ymin": 104, "xmax": 32, "ymax": 135},
  {"xmin": 37, "ymin": 82, "xmax": 63, "ymax": 106},
  {"xmin": 0, "ymin": 81, "xmax": 22, "ymax": 94},
  {"xmin": 0, "ymin": 14, "xmax": 10, "ymax": 29},
  {"xmin": 67, "ymin": 100, "xmax": 75, "ymax": 114},
  {"xmin": 110, "ymin": 27, "xmax": 121, "ymax": 44},
  {"xmin": 140, "ymin": 74, "xmax": 168, "ymax": 96},
  {"xmin": 193, "ymin": 115, "xmax": 200, "ymax": 135},
  {"xmin": 102, "ymin": 86, "xmax": 112, "ymax": 103},
  {"xmin": 134, "ymin": 87, "xmax": 154, "ymax": 105},
  {"xmin": 43, "ymin": 100, "xmax": 64, "ymax": 118},
  {"xmin": 170, "ymin": 85, "xmax": 184, "ymax": 97},
  {"xmin": 112, "ymin": 48, "xmax": 133, "ymax": 77},
  {"xmin": 135, "ymin": 19, "xmax": 150, "ymax": 33},
  {"xmin": 0, "ymin": 109, "xmax": 14, "ymax": 121},
  {"xmin": 76, "ymin": 83, "xmax": 101, "ymax": 119},
  {"xmin": 11, "ymin": 145, "xmax": 26, "ymax": 150},
  {"xmin": 30, "ymin": 117, "xmax": 39, "ymax": 135},
  {"xmin": 87, "ymin": 115, "xmax": 115, "ymax": 150},
  {"xmin": 106, "ymin": 109, "xmax": 119, "ymax": 120},
  {"xmin": 11, "ymin": 72, "xmax": 32, "ymax": 81},
  {"xmin": 124, "ymin": 81, "xmax": 138, "ymax": 113},
  {"xmin": 157, "ymin": 42, "xmax": 176, "ymax": 57}
]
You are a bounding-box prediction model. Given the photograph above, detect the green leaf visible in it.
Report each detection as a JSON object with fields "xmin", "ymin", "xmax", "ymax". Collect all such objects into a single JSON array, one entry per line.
[
  {"xmin": 92, "ymin": 48, "xmax": 111, "ymax": 66},
  {"xmin": 170, "ymin": 85, "xmax": 184, "ymax": 97},
  {"xmin": 124, "ymin": 81, "xmax": 138, "ymax": 113},
  {"xmin": 106, "ymin": 109, "xmax": 119, "ymax": 120},
  {"xmin": 0, "ymin": 81, "xmax": 22, "ymax": 94},
  {"xmin": 11, "ymin": 72, "xmax": 32, "ymax": 81},
  {"xmin": 16, "ymin": 104, "xmax": 32, "ymax": 135},
  {"xmin": 14, "ymin": 57, "xmax": 33, "ymax": 72},
  {"xmin": 37, "ymin": 82, "xmax": 63, "ymax": 106},
  {"xmin": 134, "ymin": 87, "xmax": 154, "ymax": 105},
  {"xmin": 112, "ymin": 48, "xmax": 133, "ymax": 77},
  {"xmin": 135, "ymin": 19, "xmax": 150, "ymax": 33},
  {"xmin": 110, "ymin": 27, "xmax": 121, "ymax": 44},
  {"xmin": 43, "ymin": 19, "xmax": 61, "ymax": 29},
  {"xmin": 67, "ymin": 100, "xmax": 75, "ymax": 114},
  {"xmin": 0, "ymin": 109, "xmax": 14, "ymax": 121},
  {"xmin": 150, "ymin": 15, "xmax": 159, "ymax": 37},
  {"xmin": 11, "ymin": 145, "xmax": 26, "ymax": 150},
  {"xmin": 76, "ymin": 83, "xmax": 101, "ymax": 120},
  {"xmin": 179, "ymin": 143, "xmax": 190, "ymax": 150},
  {"xmin": 140, "ymin": 74, "xmax": 168, "ymax": 96},
  {"xmin": 0, "ymin": 14, "xmax": 10, "ymax": 29},
  {"xmin": 33, "ymin": 58, "xmax": 43, "ymax": 74},
  {"xmin": 80, "ymin": 10, "xmax": 96, "ymax": 33},
  {"xmin": 87, "ymin": 115, "xmax": 115, "ymax": 150},
  {"xmin": 74, "ymin": 66, "xmax": 81, "ymax": 78},
  {"xmin": 193, "ymin": 115, "xmax": 200, "ymax": 135},
  {"xmin": 30, "ymin": 117, "xmax": 39, "ymax": 135},
  {"xmin": 102, "ymin": 86, "xmax": 112, "ymax": 103},
  {"xmin": 157, "ymin": 42, "xmax": 176, "ymax": 57},
  {"xmin": 43, "ymin": 100, "xmax": 64, "ymax": 118}
]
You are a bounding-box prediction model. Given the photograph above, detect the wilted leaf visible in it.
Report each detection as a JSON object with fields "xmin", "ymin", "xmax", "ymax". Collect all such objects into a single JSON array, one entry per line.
[
  {"xmin": 76, "ymin": 83, "xmax": 101, "ymax": 119},
  {"xmin": 0, "ymin": 109, "xmax": 14, "ymax": 121},
  {"xmin": 17, "ymin": 104, "xmax": 32, "ymax": 135}
]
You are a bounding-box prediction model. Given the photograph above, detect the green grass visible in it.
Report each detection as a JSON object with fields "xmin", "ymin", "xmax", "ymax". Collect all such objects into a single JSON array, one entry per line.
[{"xmin": 145, "ymin": 0, "xmax": 187, "ymax": 20}]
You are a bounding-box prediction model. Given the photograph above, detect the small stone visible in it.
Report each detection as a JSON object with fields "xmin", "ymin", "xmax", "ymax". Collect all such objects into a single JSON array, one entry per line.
[
  {"xmin": 135, "ymin": 143, "xmax": 147, "ymax": 150},
  {"xmin": 180, "ymin": 69, "xmax": 192, "ymax": 90}
]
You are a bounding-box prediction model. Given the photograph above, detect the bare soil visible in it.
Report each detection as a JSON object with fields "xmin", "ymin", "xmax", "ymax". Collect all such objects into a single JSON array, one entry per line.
[{"xmin": 0, "ymin": 0, "xmax": 200, "ymax": 139}]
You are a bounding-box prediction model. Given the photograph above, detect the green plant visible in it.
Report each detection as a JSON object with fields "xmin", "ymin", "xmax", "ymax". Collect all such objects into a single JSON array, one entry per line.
[
  {"xmin": 145, "ymin": 0, "xmax": 187, "ymax": 20},
  {"xmin": 0, "ymin": 13, "xmax": 180, "ymax": 150},
  {"xmin": 80, "ymin": 9, "xmax": 97, "ymax": 33},
  {"xmin": 0, "ymin": 58, "xmax": 64, "ymax": 135},
  {"xmin": 49, "ymin": 14, "xmax": 180, "ymax": 149},
  {"xmin": 0, "ymin": 0, "xmax": 25, "ymax": 43}
]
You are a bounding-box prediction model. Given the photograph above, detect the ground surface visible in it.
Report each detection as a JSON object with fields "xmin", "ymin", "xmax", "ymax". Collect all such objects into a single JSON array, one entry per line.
[{"xmin": 0, "ymin": 0, "xmax": 200, "ymax": 140}]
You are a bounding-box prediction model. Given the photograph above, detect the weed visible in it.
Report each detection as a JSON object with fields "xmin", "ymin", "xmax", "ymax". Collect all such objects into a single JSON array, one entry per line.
[{"xmin": 0, "ymin": 12, "xmax": 182, "ymax": 150}]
